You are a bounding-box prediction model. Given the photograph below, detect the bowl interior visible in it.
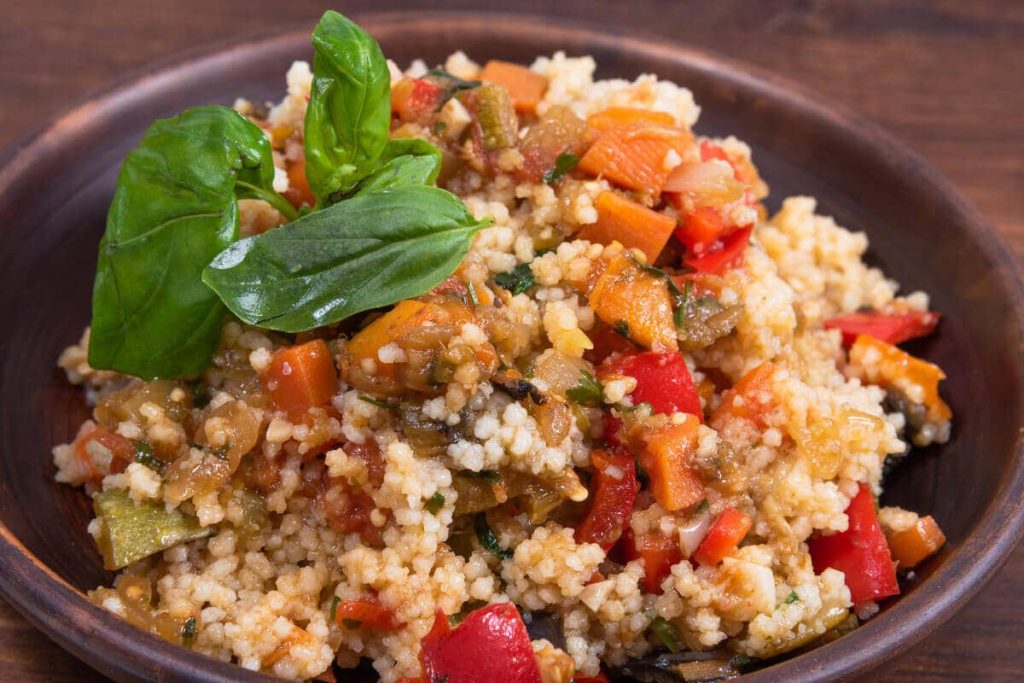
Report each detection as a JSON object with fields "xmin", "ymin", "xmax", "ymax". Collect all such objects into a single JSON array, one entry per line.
[{"xmin": 0, "ymin": 13, "xmax": 1022, "ymax": 683}]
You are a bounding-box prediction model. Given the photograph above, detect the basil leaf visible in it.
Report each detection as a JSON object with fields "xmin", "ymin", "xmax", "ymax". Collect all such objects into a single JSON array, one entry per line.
[
  {"xmin": 492, "ymin": 262, "xmax": 535, "ymax": 295},
  {"xmin": 88, "ymin": 106, "xmax": 281, "ymax": 379},
  {"xmin": 349, "ymin": 138, "xmax": 443, "ymax": 196},
  {"xmin": 566, "ymin": 370, "xmax": 604, "ymax": 406},
  {"xmin": 304, "ymin": 10, "xmax": 391, "ymax": 204},
  {"xmin": 203, "ymin": 186, "xmax": 489, "ymax": 332}
]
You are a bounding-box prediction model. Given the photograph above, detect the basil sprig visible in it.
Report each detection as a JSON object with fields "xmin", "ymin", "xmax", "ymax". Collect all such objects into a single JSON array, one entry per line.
[
  {"xmin": 203, "ymin": 186, "xmax": 489, "ymax": 332},
  {"xmin": 88, "ymin": 106, "xmax": 292, "ymax": 378},
  {"xmin": 304, "ymin": 10, "xmax": 392, "ymax": 204}
]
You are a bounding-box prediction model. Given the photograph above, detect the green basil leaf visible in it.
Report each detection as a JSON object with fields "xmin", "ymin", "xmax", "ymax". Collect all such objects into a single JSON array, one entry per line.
[
  {"xmin": 349, "ymin": 138, "xmax": 443, "ymax": 196},
  {"xmin": 88, "ymin": 106, "xmax": 281, "ymax": 379},
  {"xmin": 203, "ymin": 186, "xmax": 489, "ymax": 332},
  {"xmin": 304, "ymin": 10, "xmax": 391, "ymax": 204}
]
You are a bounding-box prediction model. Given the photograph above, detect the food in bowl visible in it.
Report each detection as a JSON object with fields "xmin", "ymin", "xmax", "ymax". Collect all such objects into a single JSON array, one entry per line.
[{"xmin": 51, "ymin": 10, "xmax": 952, "ymax": 682}]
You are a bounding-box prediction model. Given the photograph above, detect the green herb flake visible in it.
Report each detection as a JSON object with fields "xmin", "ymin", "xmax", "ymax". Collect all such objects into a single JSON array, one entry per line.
[
  {"xmin": 458, "ymin": 469, "xmax": 503, "ymax": 483},
  {"xmin": 133, "ymin": 440, "xmax": 164, "ymax": 473},
  {"xmin": 359, "ymin": 394, "xmax": 399, "ymax": 410},
  {"xmin": 426, "ymin": 68, "xmax": 482, "ymax": 109},
  {"xmin": 474, "ymin": 514, "xmax": 513, "ymax": 560},
  {"xmin": 433, "ymin": 120, "xmax": 448, "ymax": 135},
  {"xmin": 695, "ymin": 499, "xmax": 710, "ymax": 515},
  {"xmin": 329, "ymin": 595, "xmax": 341, "ymax": 622},
  {"xmin": 543, "ymin": 152, "xmax": 580, "ymax": 185},
  {"xmin": 467, "ymin": 281, "xmax": 479, "ymax": 307},
  {"xmin": 181, "ymin": 616, "xmax": 198, "ymax": 647},
  {"xmin": 492, "ymin": 262, "xmax": 535, "ymax": 296},
  {"xmin": 784, "ymin": 591, "xmax": 800, "ymax": 604},
  {"xmin": 425, "ymin": 492, "xmax": 446, "ymax": 514},
  {"xmin": 566, "ymin": 370, "xmax": 604, "ymax": 407},
  {"xmin": 613, "ymin": 319, "xmax": 630, "ymax": 338},
  {"xmin": 649, "ymin": 616, "xmax": 680, "ymax": 653},
  {"xmin": 674, "ymin": 279, "xmax": 693, "ymax": 330}
]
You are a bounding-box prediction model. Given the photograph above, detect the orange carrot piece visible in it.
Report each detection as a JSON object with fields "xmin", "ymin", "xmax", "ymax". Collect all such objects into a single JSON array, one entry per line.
[
  {"xmin": 263, "ymin": 340, "xmax": 338, "ymax": 413},
  {"xmin": 849, "ymin": 335, "xmax": 951, "ymax": 422},
  {"xmin": 577, "ymin": 191, "xmax": 677, "ymax": 264},
  {"xmin": 587, "ymin": 107, "xmax": 677, "ymax": 132},
  {"xmin": 577, "ymin": 125, "xmax": 693, "ymax": 194},
  {"xmin": 588, "ymin": 254, "xmax": 677, "ymax": 351},
  {"xmin": 478, "ymin": 60, "xmax": 548, "ymax": 115},
  {"xmin": 887, "ymin": 515, "xmax": 946, "ymax": 569},
  {"xmin": 711, "ymin": 362, "xmax": 777, "ymax": 428},
  {"xmin": 641, "ymin": 416, "xmax": 704, "ymax": 511}
]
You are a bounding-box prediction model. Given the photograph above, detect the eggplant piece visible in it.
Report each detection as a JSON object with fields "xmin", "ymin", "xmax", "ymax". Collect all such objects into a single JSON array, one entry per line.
[
  {"xmin": 521, "ymin": 610, "xmax": 565, "ymax": 649},
  {"xmin": 617, "ymin": 651, "xmax": 743, "ymax": 683}
]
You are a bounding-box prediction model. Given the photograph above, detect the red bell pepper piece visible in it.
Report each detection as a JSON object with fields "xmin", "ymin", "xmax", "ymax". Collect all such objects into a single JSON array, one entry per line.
[
  {"xmin": 420, "ymin": 603, "xmax": 541, "ymax": 683},
  {"xmin": 683, "ymin": 225, "xmax": 753, "ymax": 275},
  {"xmin": 808, "ymin": 484, "xmax": 899, "ymax": 603},
  {"xmin": 621, "ymin": 527, "xmax": 682, "ymax": 594},
  {"xmin": 823, "ymin": 310, "xmax": 940, "ymax": 347},
  {"xmin": 575, "ymin": 449, "xmax": 639, "ymax": 548},
  {"xmin": 675, "ymin": 206, "xmax": 727, "ymax": 256},
  {"xmin": 693, "ymin": 507, "xmax": 752, "ymax": 566},
  {"xmin": 334, "ymin": 596, "xmax": 401, "ymax": 631}
]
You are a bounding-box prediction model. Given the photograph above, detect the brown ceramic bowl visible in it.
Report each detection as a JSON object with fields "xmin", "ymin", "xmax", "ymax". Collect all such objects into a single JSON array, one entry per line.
[{"xmin": 0, "ymin": 12, "xmax": 1022, "ymax": 683}]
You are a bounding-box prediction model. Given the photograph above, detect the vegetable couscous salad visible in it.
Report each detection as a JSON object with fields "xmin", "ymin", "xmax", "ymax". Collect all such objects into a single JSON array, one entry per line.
[{"xmin": 53, "ymin": 11, "xmax": 951, "ymax": 682}]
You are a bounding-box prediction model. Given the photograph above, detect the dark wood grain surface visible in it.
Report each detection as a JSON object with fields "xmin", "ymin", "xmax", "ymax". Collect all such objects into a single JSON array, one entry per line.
[{"xmin": 1, "ymin": 0, "xmax": 1021, "ymax": 680}]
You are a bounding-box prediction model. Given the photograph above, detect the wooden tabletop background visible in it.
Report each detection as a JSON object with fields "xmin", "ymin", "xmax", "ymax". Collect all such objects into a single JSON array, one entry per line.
[{"xmin": 1, "ymin": 0, "xmax": 1022, "ymax": 679}]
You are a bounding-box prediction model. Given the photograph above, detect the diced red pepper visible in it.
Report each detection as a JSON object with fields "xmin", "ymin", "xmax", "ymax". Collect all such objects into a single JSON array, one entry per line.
[
  {"xmin": 420, "ymin": 604, "xmax": 541, "ymax": 683},
  {"xmin": 674, "ymin": 206, "xmax": 727, "ymax": 256},
  {"xmin": 683, "ymin": 225, "xmax": 753, "ymax": 274},
  {"xmin": 823, "ymin": 310, "xmax": 940, "ymax": 347},
  {"xmin": 575, "ymin": 449, "xmax": 639, "ymax": 549},
  {"xmin": 693, "ymin": 508, "xmax": 752, "ymax": 566},
  {"xmin": 600, "ymin": 351, "xmax": 703, "ymax": 419},
  {"xmin": 621, "ymin": 527, "xmax": 682, "ymax": 594},
  {"xmin": 334, "ymin": 596, "xmax": 401, "ymax": 631},
  {"xmin": 808, "ymin": 484, "xmax": 899, "ymax": 603}
]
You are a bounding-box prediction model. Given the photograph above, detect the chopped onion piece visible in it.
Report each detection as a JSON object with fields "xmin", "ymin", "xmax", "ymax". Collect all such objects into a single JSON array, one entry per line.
[
  {"xmin": 663, "ymin": 160, "xmax": 743, "ymax": 206},
  {"xmin": 679, "ymin": 510, "xmax": 712, "ymax": 557}
]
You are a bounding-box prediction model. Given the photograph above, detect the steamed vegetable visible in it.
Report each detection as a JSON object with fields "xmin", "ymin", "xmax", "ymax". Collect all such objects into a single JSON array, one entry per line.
[
  {"xmin": 334, "ymin": 596, "xmax": 402, "ymax": 631},
  {"xmin": 886, "ymin": 515, "xmax": 946, "ymax": 569},
  {"xmin": 88, "ymin": 106, "xmax": 293, "ymax": 379},
  {"xmin": 693, "ymin": 508, "xmax": 752, "ymax": 566},
  {"xmin": 641, "ymin": 417, "xmax": 705, "ymax": 512},
  {"xmin": 824, "ymin": 310, "xmax": 940, "ymax": 347},
  {"xmin": 621, "ymin": 528, "xmax": 682, "ymax": 594},
  {"xmin": 588, "ymin": 255, "xmax": 678, "ymax": 351},
  {"xmin": 93, "ymin": 490, "xmax": 211, "ymax": 570},
  {"xmin": 848, "ymin": 335, "xmax": 951, "ymax": 422},
  {"xmin": 577, "ymin": 118, "xmax": 692, "ymax": 195},
  {"xmin": 262, "ymin": 339, "xmax": 338, "ymax": 413},
  {"xmin": 478, "ymin": 60, "xmax": 548, "ymax": 114},
  {"xmin": 576, "ymin": 191, "xmax": 677, "ymax": 263},
  {"xmin": 575, "ymin": 449, "xmax": 639, "ymax": 548}
]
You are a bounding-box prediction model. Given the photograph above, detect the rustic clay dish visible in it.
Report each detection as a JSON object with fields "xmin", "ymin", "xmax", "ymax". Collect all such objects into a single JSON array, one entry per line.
[{"xmin": 0, "ymin": 12, "xmax": 1022, "ymax": 683}]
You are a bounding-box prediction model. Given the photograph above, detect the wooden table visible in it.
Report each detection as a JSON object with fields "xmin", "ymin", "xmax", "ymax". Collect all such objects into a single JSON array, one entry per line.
[{"xmin": 1, "ymin": 0, "xmax": 1021, "ymax": 679}]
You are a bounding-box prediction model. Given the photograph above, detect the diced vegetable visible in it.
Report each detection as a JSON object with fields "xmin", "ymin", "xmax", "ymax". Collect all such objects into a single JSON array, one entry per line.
[
  {"xmin": 420, "ymin": 603, "xmax": 542, "ymax": 683},
  {"xmin": 683, "ymin": 225, "xmax": 753, "ymax": 274},
  {"xmin": 649, "ymin": 616, "xmax": 681, "ymax": 653},
  {"xmin": 517, "ymin": 105, "xmax": 591, "ymax": 184},
  {"xmin": 600, "ymin": 351, "xmax": 703, "ymax": 419},
  {"xmin": 575, "ymin": 449, "xmax": 639, "ymax": 548},
  {"xmin": 74, "ymin": 425, "xmax": 138, "ymax": 480},
  {"xmin": 334, "ymin": 596, "xmax": 401, "ymax": 630},
  {"xmin": 823, "ymin": 310, "xmax": 940, "ymax": 347},
  {"xmin": 577, "ymin": 191, "xmax": 677, "ymax": 263},
  {"xmin": 566, "ymin": 369, "xmax": 604, "ymax": 407},
  {"xmin": 587, "ymin": 107, "xmax": 677, "ymax": 132},
  {"xmin": 808, "ymin": 484, "xmax": 899, "ymax": 603},
  {"xmin": 584, "ymin": 322, "xmax": 636, "ymax": 364},
  {"xmin": 588, "ymin": 255, "xmax": 678, "ymax": 352},
  {"xmin": 621, "ymin": 528, "xmax": 682, "ymax": 594},
  {"xmin": 478, "ymin": 60, "xmax": 548, "ymax": 115},
  {"xmin": 640, "ymin": 416, "xmax": 705, "ymax": 511},
  {"xmin": 466, "ymin": 82, "xmax": 520, "ymax": 150},
  {"xmin": 93, "ymin": 490, "xmax": 211, "ymax": 570},
  {"xmin": 577, "ymin": 124, "xmax": 693, "ymax": 195},
  {"xmin": 344, "ymin": 300, "xmax": 426, "ymax": 395},
  {"xmin": 699, "ymin": 139, "xmax": 760, "ymax": 185},
  {"xmin": 887, "ymin": 515, "xmax": 946, "ymax": 569},
  {"xmin": 263, "ymin": 339, "xmax": 338, "ymax": 413},
  {"xmin": 693, "ymin": 507, "xmax": 752, "ymax": 566},
  {"xmin": 662, "ymin": 160, "xmax": 744, "ymax": 205},
  {"xmin": 391, "ymin": 77, "xmax": 444, "ymax": 123},
  {"xmin": 475, "ymin": 513, "xmax": 514, "ymax": 560},
  {"xmin": 710, "ymin": 362, "xmax": 776, "ymax": 428},
  {"xmin": 848, "ymin": 335, "xmax": 951, "ymax": 422},
  {"xmin": 675, "ymin": 206, "xmax": 727, "ymax": 256},
  {"xmin": 284, "ymin": 158, "xmax": 316, "ymax": 209}
]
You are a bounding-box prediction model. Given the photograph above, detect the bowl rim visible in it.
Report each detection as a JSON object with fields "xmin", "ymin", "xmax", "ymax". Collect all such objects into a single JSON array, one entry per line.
[{"xmin": 1, "ymin": 10, "xmax": 1023, "ymax": 683}]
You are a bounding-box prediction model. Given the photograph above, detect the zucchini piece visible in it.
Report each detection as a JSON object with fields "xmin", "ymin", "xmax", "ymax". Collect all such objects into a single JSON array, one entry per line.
[{"xmin": 93, "ymin": 490, "xmax": 211, "ymax": 570}]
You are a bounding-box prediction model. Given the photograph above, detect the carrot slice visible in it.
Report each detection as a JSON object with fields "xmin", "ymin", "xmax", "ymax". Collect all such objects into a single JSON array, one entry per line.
[
  {"xmin": 263, "ymin": 340, "xmax": 338, "ymax": 413},
  {"xmin": 848, "ymin": 335, "xmax": 951, "ymax": 422},
  {"xmin": 478, "ymin": 60, "xmax": 548, "ymax": 115},
  {"xmin": 577, "ymin": 125, "xmax": 693, "ymax": 195},
  {"xmin": 887, "ymin": 515, "xmax": 946, "ymax": 568},
  {"xmin": 587, "ymin": 107, "xmax": 677, "ymax": 132},
  {"xmin": 641, "ymin": 416, "xmax": 704, "ymax": 511},
  {"xmin": 577, "ymin": 191, "xmax": 677, "ymax": 263},
  {"xmin": 588, "ymin": 254, "xmax": 677, "ymax": 351}
]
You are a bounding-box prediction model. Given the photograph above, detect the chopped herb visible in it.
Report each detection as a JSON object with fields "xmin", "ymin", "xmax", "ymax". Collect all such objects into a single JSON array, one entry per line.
[
  {"xmin": 784, "ymin": 591, "xmax": 800, "ymax": 604},
  {"xmin": 426, "ymin": 68, "xmax": 481, "ymax": 109},
  {"xmin": 342, "ymin": 618, "xmax": 363, "ymax": 629},
  {"xmin": 566, "ymin": 370, "xmax": 603, "ymax": 407},
  {"xmin": 359, "ymin": 394, "xmax": 398, "ymax": 410},
  {"xmin": 474, "ymin": 514, "xmax": 513, "ymax": 560},
  {"xmin": 133, "ymin": 440, "xmax": 164, "ymax": 473},
  {"xmin": 466, "ymin": 281, "xmax": 479, "ymax": 307},
  {"xmin": 329, "ymin": 595, "xmax": 341, "ymax": 622},
  {"xmin": 458, "ymin": 469, "xmax": 502, "ymax": 483},
  {"xmin": 543, "ymin": 152, "xmax": 579, "ymax": 185},
  {"xmin": 614, "ymin": 319, "xmax": 630, "ymax": 338},
  {"xmin": 448, "ymin": 612, "xmax": 465, "ymax": 627},
  {"xmin": 181, "ymin": 616, "xmax": 198, "ymax": 647},
  {"xmin": 492, "ymin": 262, "xmax": 535, "ymax": 296},
  {"xmin": 695, "ymin": 499, "xmax": 710, "ymax": 514},
  {"xmin": 730, "ymin": 653, "xmax": 753, "ymax": 669},
  {"xmin": 674, "ymin": 279, "xmax": 693, "ymax": 330},
  {"xmin": 433, "ymin": 120, "xmax": 447, "ymax": 135},
  {"xmin": 649, "ymin": 616, "xmax": 680, "ymax": 653},
  {"xmin": 425, "ymin": 492, "xmax": 445, "ymax": 514}
]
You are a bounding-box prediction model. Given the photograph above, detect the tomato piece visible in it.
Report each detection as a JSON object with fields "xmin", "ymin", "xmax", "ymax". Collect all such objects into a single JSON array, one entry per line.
[
  {"xmin": 392, "ymin": 77, "xmax": 444, "ymax": 122},
  {"xmin": 809, "ymin": 484, "xmax": 899, "ymax": 603},
  {"xmin": 710, "ymin": 362, "xmax": 776, "ymax": 429},
  {"xmin": 262, "ymin": 340, "xmax": 338, "ymax": 414},
  {"xmin": 335, "ymin": 596, "xmax": 401, "ymax": 631},
  {"xmin": 823, "ymin": 310, "xmax": 940, "ymax": 347},
  {"xmin": 575, "ymin": 449, "xmax": 639, "ymax": 548},
  {"xmin": 74, "ymin": 426, "xmax": 138, "ymax": 479},
  {"xmin": 600, "ymin": 351, "xmax": 703, "ymax": 419},
  {"xmin": 420, "ymin": 603, "xmax": 541, "ymax": 683},
  {"xmin": 683, "ymin": 225, "xmax": 753, "ymax": 274},
  {"xmin": 675, "ymin": 206, "xmax": 727, "ymax": 256},
  {"xmin": 693, "ymin": 508, "xmax": 752, "ymax": 566},
  {"xmin": 621, "ymin": 527, "xmax": 682, "ymax": 594}
]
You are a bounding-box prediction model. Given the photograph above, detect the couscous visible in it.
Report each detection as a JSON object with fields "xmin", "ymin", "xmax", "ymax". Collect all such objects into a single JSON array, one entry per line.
[{"xmin": 54, "ymin": 11, "xmax": 951, "ymax": 682}]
